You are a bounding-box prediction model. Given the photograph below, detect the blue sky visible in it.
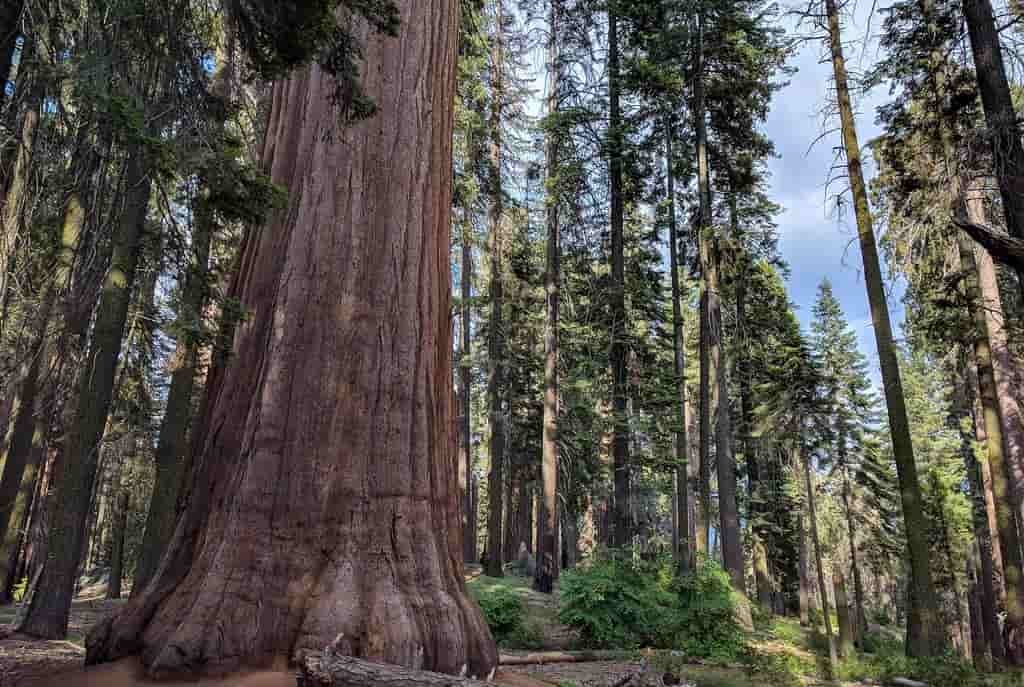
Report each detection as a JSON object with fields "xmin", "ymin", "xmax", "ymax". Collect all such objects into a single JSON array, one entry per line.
[{"xmin": 766, "ymin": 0, "xmax": 902, "ymax": 386}]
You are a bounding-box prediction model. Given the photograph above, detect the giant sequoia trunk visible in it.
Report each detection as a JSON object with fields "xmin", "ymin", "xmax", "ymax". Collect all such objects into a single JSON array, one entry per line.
[
  {"xmin": 608, "ymin": 5, "xmax": 631, "ymax": 550},
  {"xmin": 823, "ymin": 0, "xmax": 943, "ymax": 657},
  {"xmin": 86, "ymin": 8, "xmax": 497, "ymax": 678}
]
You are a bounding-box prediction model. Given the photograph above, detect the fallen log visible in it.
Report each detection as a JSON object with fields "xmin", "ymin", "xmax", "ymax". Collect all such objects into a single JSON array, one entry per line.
[
  {"xmin": 889, "ymin": 679, "xmax": 929, "ymax": 687},
  {"xmin": 299, "ymin": 652, "xmax": 495, "ymax": 687},
  {"xmin": 498, "ymin": 651, "xmax": 634, "ymax": 666}
]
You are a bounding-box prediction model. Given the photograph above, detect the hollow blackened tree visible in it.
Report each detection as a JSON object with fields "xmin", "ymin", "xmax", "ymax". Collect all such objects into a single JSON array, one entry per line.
[{"xmin": 86, "ymin": 3, "xmax": 497, "ymax": 678}]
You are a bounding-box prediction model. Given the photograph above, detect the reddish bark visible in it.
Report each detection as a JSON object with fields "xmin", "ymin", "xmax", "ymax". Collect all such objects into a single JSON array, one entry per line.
[{"xmin": 85, "ymin": 7, "xmax": 496, "ymax": 679}]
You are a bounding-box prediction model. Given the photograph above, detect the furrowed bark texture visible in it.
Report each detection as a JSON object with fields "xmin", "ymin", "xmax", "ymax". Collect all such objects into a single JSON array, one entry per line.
[{"xmin": 85, "ymin": 7, "xmax": 497, "ymax": 679}]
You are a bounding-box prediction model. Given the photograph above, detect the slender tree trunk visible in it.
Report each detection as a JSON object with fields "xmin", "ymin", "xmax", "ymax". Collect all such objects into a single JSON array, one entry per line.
[
  {"xmin": 535, "ymin": 0, "xmax": 560, "ymax": 594},
  {"xmin": 834, "ymin": 570, "xmax": 855, "ymax": 657},
  {"xmin": 666, "ymin": 122, "xmax": 693, "ymax": 574},
  {"xmin": 485, "ymin": 0, "xmax": 507, "ymax": 578},
  {"xmin": 106, "ymin": 447, "xmax": 130, "ymax": 601},
  {"xmin": 504, "ymin": 471, "xmax": 518, "ymax": 564},
  {"xmin": 20, "ymin": 136, "xmax": 153, "ymax": 639},
  {"xmin": 823, "ymin": 0, "xmax": 943, "ymax": 656},
  {"xmin": 0, "ymin": 183, "xmax": 86, "ymax": 514},
  {"xmin": 959, "ymin": 227, "xmax": 1024, "ymax": 662},
  {"xmin": 840, "ymin": 460, "xmax": 867, "ymax": 642},
  {"xmin": 0, "ymin": 101, "xmax": 37, "ymax": 337},
  {"xmin": 86, "ymin": 6, "xmax": 497, "ymax": 677},
  {"xmin": 708, "ymin": 251, "xmax": 742, "ymax": 589},
  {"xmin": 798, "ymin": 512, "xmax": 811, "ymax": 626},
  {"xmin": 694, "ymin": 10, "xmax": 711, "ymax": 558},
  {"xmin": 0, "ymin": 291, "xmax": 52, "ymax": 600},
  {"xmin": 607, "ymin": 4, "xmax": 630, "ymax": 550},
  {"xmin": 801, "ymin": 443, "xmax": 838, "ymax": 676},
  {"xmin": 962, "ymin": 407, "xmax": 1004, "ymax": 665},
  {"xmin": 460, "ymin": 211, "xmax": 476, "ymax": 565},
  {"xmin": 967, "ymin": 360, "xmax": 1007, "ymax": 600},
  {"xmin": 961, "ymin": 0, "xmax": 1024, "ymax": 290},
  {"xmin": 736, "ymin": 259, "xmax": 768, "ymax": 606},
  {"xmin": 133, "ymin": 192, "xmax": 213, "ymax": 594},
  {"xmin": 968, "ymin": 544, "xmax": 994, "ymax": 669},
  {"xmin": 972, "ymin": 197, "xmax": 1024, "ymax": 527}
]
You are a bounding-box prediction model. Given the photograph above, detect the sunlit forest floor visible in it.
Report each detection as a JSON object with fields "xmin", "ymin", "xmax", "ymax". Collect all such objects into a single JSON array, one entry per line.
[{"xmin": 0, "ymin": 571, "xmax": 1013, "ymax": 686}]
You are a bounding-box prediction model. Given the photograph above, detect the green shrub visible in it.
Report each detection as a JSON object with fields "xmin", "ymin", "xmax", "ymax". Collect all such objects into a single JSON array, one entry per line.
[
  {"xmin": 672, "ymin": 558, "xmax": 747, "ymax": 661},
  {"xmin": 750, "ymin": 602, "xmax": 774, "ymax": 631},
  {"xmin": 471, "ymin": 584, "xmax": 524, "ymax": 642},
  {"xmin": 742, "ymin": 649, "xmax": 805, "ymax": 687},
  {"xmin": 558, "ymin": 553, "xmax": 676, "ymax": 649},
  {"xmin": 835, "ymin": 644, "xmax": 983, "ymax": 687},
  {"xmin": 502, "ymin": 618, "xmax": 546, "ymax": 650},
  {"xmin": 859, "ymin": 628, "xmax": 901, "ymax": 655},
  {"xmin": 870, "ymin": 608, "xmax": 893, "ymax": 626}
]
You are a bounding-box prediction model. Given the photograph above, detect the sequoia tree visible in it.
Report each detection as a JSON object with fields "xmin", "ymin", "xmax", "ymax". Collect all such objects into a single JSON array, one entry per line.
[{"xmin": 85, "ymin": 4, "xmax": 497, "ymax": 678}]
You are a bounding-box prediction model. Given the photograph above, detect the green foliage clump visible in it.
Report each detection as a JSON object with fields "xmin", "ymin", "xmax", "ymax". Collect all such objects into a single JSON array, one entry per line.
[
  {"xmin": 672, "ymin": 558, "xmax": 748, "ymax": 661},
  {"xmin": 836, "ymin": 644, "xmax": 982, "ymax": 687},
  {"xmin": 558, "ymin": 554, "xmax": 675, "ymax": 649},
  {"xmin": 558, "ymin": 553, "xmax": 747, "ymax": 659},
  {"xmin": 741, "ymin": 649, "xmax": 805, "ymax": 687},
  {"xmin": 470, "ymin": 583, "xmax": 524, "ymax": 643}
]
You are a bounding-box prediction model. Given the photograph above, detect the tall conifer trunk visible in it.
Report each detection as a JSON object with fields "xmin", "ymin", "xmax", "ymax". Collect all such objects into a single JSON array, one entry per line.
[
  {"xmin": 133, "ymin": 188, "xmax": 213, "ymax": 594},
  {"xmin": 21, "ymin": 137, "xmax": 154, "ymax": 639},
  {"xmin": 459, "ymin": 208, "xmax": 475, "ymax": 565},
  {"xmin": 823, "ymin": 0, "xmax": 943, "ymax": 656},
  {"xmin": 801, "ymin": 443, "xmax": 838, "ymax": 676},
  {"xmin": 956, "ymin": 363, "xmax": 1004, "ymax": 665},
  {"xmin": 693, "ymin": 10, "xmax": 711, "ymax": 558},
  {"xmin": 666, "ymin": 122, "xmax": 693, "ymax": 573},
  {"xmin": 840, "ymin": 464, "xmax": 867, "ymax": 641},
  {"xmin": 535, "ymin": 0, "xmax": 560, "ymax": 594},
  {"xmin": 87, "ymin": 5, "xmax": 497, "ymax": 677},
  {"xmin": 959, "ymin": 200, "xmax": 1024, "ymax": 661},
  {"xmin": 961, "ymin": 0, "xmax": 1024, "ymax": 289},
  {"xmin": 608, "ymin": 4, "xmax": 630, "ymax": 550},
  {"xmin": 485, "ymin": 0, "xmax": 507, "ymax": 578}
]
